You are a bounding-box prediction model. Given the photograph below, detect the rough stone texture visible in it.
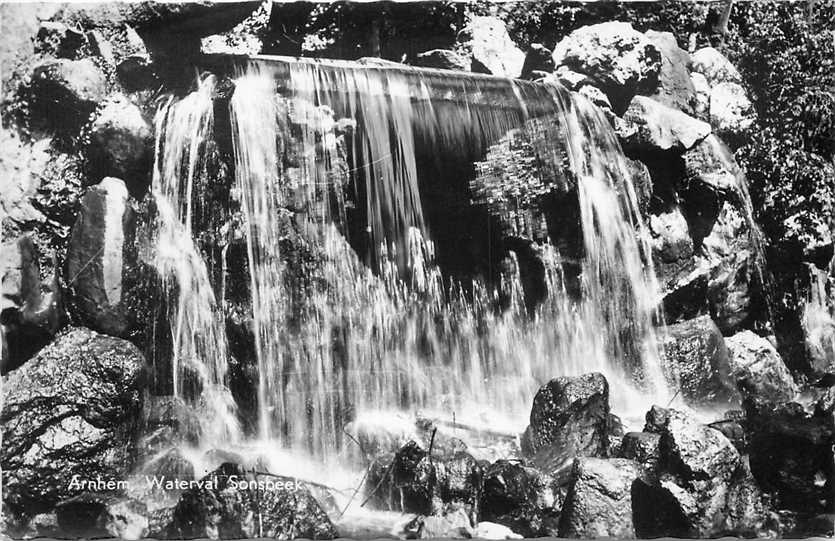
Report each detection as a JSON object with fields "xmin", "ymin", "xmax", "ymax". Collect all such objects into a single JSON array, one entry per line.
[
  {"xmin": 364, "ymin": 441, "xmax": 443, "ymax": 515},
  {"xmin": 473, "ymin": 521, "xmax": 522, "ymax": 539},
  {"xmin": 479, "ymin": 460, "xmax": 560, "ymax": 537},
  {"xmin": 402, "ymin": 509, "xmax": 472, "ymax": 539},
  {"xmin": 87, "ymin": 96, "xmax": 154, "ymax": 194},
  {"xmin": 0, "ymin": 234, "xmax": 63, "ymax": 373},
  {"xmin": 414, "ymin": 49, "xmax": 469, "ymax": 71},
  {"xmin": 650, "ymin": 206, "xmax": 694, "ymax": 265},
  {"xmin": 709, "ymin": 81, "xmax": 755, "ymax": 141},
  {"xmin": 0, "ymin": 130, "xmax": 51, "ymax": 230},
  {"xmin": 558, "ymin": 457, "xmax": 643, "ymax": 538},
  {"xmin": 691, "ymin": 47, "xmax": 743, "ymax": 87},
  {"xmin": 526, "ymin": 373, "xmax": 610, "ymax": 471},
  {"xmin": 166, "ymin": 463, "xmax": 336, "ymax": 539},
  {"xmin": 116, "ymin": 54, "xmax": 157, "ymax": 91},
  {"xmin": 690, "ymin": 72, "xmax": 711, "ymax": 119},
  {"xmin": 624, "ymin": 156, "xmax": 653, "ymax": 215},
  {"xmin": 745, "ymin": 399, "xmax": 835, "ymax": 513},
  {"xmin": 55, "ymin": 492, "xmax": 149, "ymax": 540},
  {"xmin": 725, "ymin": 331, "xmax": 798, "ymax": 402},
  {"xmin": 462, "ymin": 16, "xmax": 525, "ymax": 78},
  {"xmin": 682, "ymin": 134, "xmax": 739, "ymax": 194},
  {"xmin": 651, "ymin": 408, "xmax": 740, "ymax": 482},
  {"xmin": 520, "ymin": 43, "xmax": 555, "ymax": 80},
  {"xmin": 643, "ymin": 30, "xmax": 697, "ymax": 115},
  {"xmin": 30, "ymin": 58, "xmax": 107, "ymax": 130},
  {"xmin": 550, "ymin": 67, "xmax": 591, "ymax": 91},
  {"xmin": 660, "ymin": 316, "xmax": 740, "ymax": 407},
  {"xmin": 1, "ymin": 327, "xmax": 145, "ymax": 521},
  {"xmin": 616, "ymin": 96, "xmax": 711, "ymax": 153},
  {"xmin": 577, "ymin": 85, "xmax": 612, "ymax": 110},
  {"xmin": 552, "ymin": 22, "xmax": 661, "ymax": 111},
  {"xmin": 619, "ymin": 432, "xmax": 661, "ymax": 471},
  {"xmin": 65, "ymin": 178, "xmax": 136, "ymax": 338}
]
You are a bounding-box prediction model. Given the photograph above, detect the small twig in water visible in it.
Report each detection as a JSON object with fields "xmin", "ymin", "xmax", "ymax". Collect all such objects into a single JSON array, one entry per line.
[
  {"xmin": 360, "ymin": 460, "xmax": 394, "ymax": 508},
  {"xmin": 338, "ymin": 466, "xmax": 370, "ymax": 518}
]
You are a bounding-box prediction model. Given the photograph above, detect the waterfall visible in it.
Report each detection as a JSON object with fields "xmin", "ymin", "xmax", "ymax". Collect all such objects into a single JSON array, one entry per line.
[
  {"xmin": 151, "ymin": 76, "xmax": 241, "ymax": 446},
  {"xmin": 222, "ymin": 58, "xmax": 669, "ymax": 459}
]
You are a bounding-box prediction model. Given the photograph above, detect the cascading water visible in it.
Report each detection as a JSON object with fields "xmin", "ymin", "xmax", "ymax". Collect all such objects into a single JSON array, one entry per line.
[
  {"xmin": 221, "ymin": 57, "xmax": 670, "ymax": 461},
  {"xmin": 151, "ymin": 76, "xmax": 240, "ymax": 447}
]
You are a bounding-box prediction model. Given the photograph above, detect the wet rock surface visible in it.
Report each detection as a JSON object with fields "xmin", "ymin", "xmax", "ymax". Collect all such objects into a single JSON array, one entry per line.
[
  {"xmin": 0, "ymin": 327, "xmax": 145, "ymax": 523},
  {"xmin": 661, "ymin": 316, "xmax": 740, "ymax": 407},
  {"xmin": 479, "ymin": 460, "xmax": 561, "ymax": 537},
  {"xmin": 525, "ymin": 373, "xmax": 610, "ymax": 471},
  {"xmin": 616, "ymin": 96, "xmax": 711, "ymax": 152}
]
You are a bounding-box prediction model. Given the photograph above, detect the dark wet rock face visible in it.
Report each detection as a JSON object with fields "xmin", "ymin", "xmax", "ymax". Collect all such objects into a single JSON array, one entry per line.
[
  {"xmin": 55, "ymin": 492, "xmax": 149, "ymax": 539},
  {"xmin": 166, "ymin": 463, "xmax": 336, "ymax": 540},
  {"xmin": 619, "ymin": 432, "xmax": 660, "ymax": 471},
  {"xmin": 0, "ymin": 327, "xmax": 145, "ymax": 523},
  {"xmin": 520, "ymin": 44, "xmax": 555, "ymax": 80},
  {"xmin": 479, "ymin": 460, "xmax": 561, "ymax": 537},
  {"xmin": 660, "ymin": 316, "xmax": 740, "ymax": 407},
  {"xmin": 745, "ymin": 399, "xmax": 835, "ymax": 513},
  {"xmin": 414, "ymin": 49, "xmax": 469, "ymax": 71},
  {"xmin": 525, "ymin": 373, "xmax": 610, "ymax": 472},
  {"xmin": 29, "ymin": 58, "xmax": 107, "ymax": 132}
]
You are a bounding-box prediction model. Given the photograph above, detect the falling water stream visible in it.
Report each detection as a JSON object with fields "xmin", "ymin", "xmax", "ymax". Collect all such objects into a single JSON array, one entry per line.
[{"xmin": 148, "ymin": 58, "xmax": 676, "ymax": 524}]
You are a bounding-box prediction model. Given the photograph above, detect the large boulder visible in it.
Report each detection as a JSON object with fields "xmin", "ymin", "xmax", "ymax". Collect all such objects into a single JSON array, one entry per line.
[
  {"xmin": 660, "ymin": 316, "xmax": 740, "ymax": 407},
  {"xmin": 558, "ymin": 457, "xmax": 643, "ymax": 538},
  {"xmin": 414, "ymin": 49, "xmax": 468, "ymax": 72},
  {"xmin": 619, "ymin": 432, "xmax": 661, "ymax": 471},
  {"xmin": 1, "ymin": 327, "xmax": 145, "ymax": 522},
  {"xmin": 460, "ymin": 16, "xmax": 524, "ymax": 78},
  {"xmin": 648, "ymin": 408, "xmax": 740, "ymax": 482},
  {"xmin": 479, "ymin": 460, "xmax": 561, "ymax": 537},
  {"xmin": 682, "ymin": 134, "xmax": 739, "ymax": 194},
  {"xmin": 745, "ymin": 399, "xmax": 835, "ymax": 513},
  {"xmin": 87, "ymin": 96, "xmax": 154, "ymax": 196},
  {"xmin": 616, "ymin": 96, "xmax": 711, "ymax": 153},
  {"xmin": 30, "ymin": 58, "xmax": 107, "ymax": 131},
  {"xmin": 552, "ymin": 22, "xmax": 661, "ymax": 111},
  {"xmin": 1, "ymin": 234, "xmax": 63, "ymax": 373},
  {"xmin": 642, "ymin": 30, "xmax": 697, "ymax": 115},
  {"xmin": 54, "ymin": 492, "xmax": 149, "ymax": 540},
  {"xmin": 649, "ymin": 206, "xmax": 694, "ymax": 266},
  {"xmin": 524, "ymin": 373, "xmax": 610, "ymax": 471},
  {"xmin": 364, "ymin": 441, "xmax": 443, "ymax": 515},
  {"xmin": 165, "ymin": 462, "xmax": 336, "ymax": 539},
  {"xmin": 709, "ymin": 81, "xmax": 755, "ymax": 142},
  {"xmin": 691, "ymin": 47, "xmax": 743, "ymax": 87},
  {"xmin": 65, "ymin": 178, "xmax": 158, "ymax": 340},
  {"xmin": 725, "ymin": 331, "xmax": 798, "ymax": 402}
]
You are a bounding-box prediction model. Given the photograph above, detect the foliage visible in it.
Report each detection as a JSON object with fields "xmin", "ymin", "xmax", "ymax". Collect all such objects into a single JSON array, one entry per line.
[
  {"xmin": 493, "ymin": 1, "xmax": 712, "ymax": 50},
  {"xmin": 723, "ymin": 1, "xmax": 835, "ymax": 256}
]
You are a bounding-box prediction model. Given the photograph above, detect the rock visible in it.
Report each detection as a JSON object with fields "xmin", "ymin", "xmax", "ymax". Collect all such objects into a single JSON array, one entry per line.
[
  {"xmin": 479, "ymin": 460, "xmax": 560, "ymax": 537},
  {"xmin": 414, "ymin": 49, "xmax": 468, "ymax": 71},
  {"xmin": 30, "ymin": 58, "xmax": 107, "ymax": 130},
  {"xmin": 577, "ymin": 85, "xmax": 612, "ymax": 111},
  {"xmin": 473, "ymin": 521, "xmax": 522, "ymax": 539},
  {"xmin": 552, "ymin": 22, "xmax": 661, "ymax": 111},
  {"xmin": 745, "ymin": 399, "xmax": 834, "ymax": 513},
  {"xmin": 0, "ymin": 327, "xmax": 145, "ymax": 520},
  {"xmin": 708, "ymin": 419, "xmax": 748, "ymax": 452},
  {"xmin": 650, "ymin": 206, "xmax": 694, "ymax": 265},
  {"xmin": 549, "ymin": 67, "xmax": 590, "ymax": 91},
  {"xmin": 461, "ymin": 16, "xmax": 525, "ymax": 78},
  {"xmin": 643, "ymin": 30, "xmax": 697, "ymax": 115},
  {"xmin": 87, "ymin": 97, "xmax": 154, "ymax": 194},
  {"xmin": 167, "ymin": 462, "xmax": 336, "ymax": 539},
  {"xmin": 624, "ymin": 157, "xmax": 652, "ymax": 215},
  {"xmin": 0, "ymin": 234, "xmax": 62, "ymax": 373},
  {"xmin": 617, "ymin": 96, "xmax": 711, "ymax": 153},
  {"xmin": 691, "ymin": 47, "xmax": 743, "ymax": 87},
  {"xmin": 346, "ymin": 411, "xmax": 421, "ymax": 460},
  {"xmin": 65, "ymin": 178, "xmax": 137, "ymax": 337},
  {"xmin": 441, "ymin": 452, "xmax": 483, "ymax": 515},
  {"xmin": 682, "ymin": 134, "xmax": 739, "ymax": 194},
  {"xmin": 403, "ymin": 509, "xmax": 472, "ymax": 539},
  {"xmin": 619, "ymin": 432, "xmax": 661, "ymax": 471},
  {"xmin": 725, "ymin": 330, "xmax": 798, "ymax": 402},
  {"xmin": 690, "ymin": 72, "xmax": 711, "ymax": 118},
  {"xmin": 55, "ymin": 493, "xmax": 148, "ymax": 540},
  {"xmin": 520, "ymin": 44, "xmax": 555, "ymax": 80},
  {"xmin": 35, "ymin": 21, "xmax": 85, "ymax": 58},
  {"xmin": 558, "ymin": 457, "xmax": 643, "ymax": 538},
  {"xmin": 709, "ymin": 81, "xmax": 755, "ymax": 142},
  {"xmin": 364, "ymin": 441, "xmax": 443, "ymax": 515},
  {"xmin": 721, "ymin": 460, "xmax": 774, "ymax": 537},
  {"xmin": 116, "ymin": 54, "xmax": 158, "ymax": 91},
  {"xmin": 660, "ymin": 316, "xmax": 740, "ymax": 407},
  {"xmin": 0, "ymin": 130, "xmax": 50, "ymax": 229},
  {"xmin": 126, "ymin": 2, "xmax": 261, "ymax": 37},
  {"xmin": 650, "ymin": 408, "xmax": 741, "ymax": 482},
  {"xmin": 525, "ymin": 373, "xmax": 610, "ymax": 471}
]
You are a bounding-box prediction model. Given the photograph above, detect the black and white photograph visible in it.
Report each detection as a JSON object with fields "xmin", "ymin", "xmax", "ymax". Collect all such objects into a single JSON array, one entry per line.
[{"xmin": 0, "ymin": 0, "xmax": 833, "ymax": 539}]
